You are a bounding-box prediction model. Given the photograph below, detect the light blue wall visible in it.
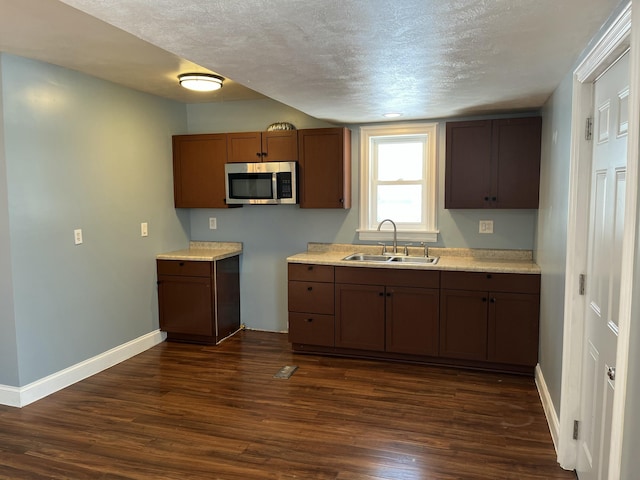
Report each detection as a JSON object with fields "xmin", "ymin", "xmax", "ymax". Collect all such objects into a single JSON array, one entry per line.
[
  {"xmin": 536, "ymin": 70, "xmax": 573, "ymax": 415},
  {"xmin": 0, "ymin": 58, "xmax": 20, "ymax": 386},
  {"xmin": 187, "ymin": 102, "xmax": 539, "ymax": 331},
  {"xmin": 1, "ymin": 54, "xmax": 190, "ymax": 387}
]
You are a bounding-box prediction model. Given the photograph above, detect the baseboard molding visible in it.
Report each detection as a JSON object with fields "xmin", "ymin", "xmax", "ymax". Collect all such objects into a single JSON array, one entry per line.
[
  {"xmin": 535, "ymin": 363, "xmax": 560, "ymax": 453},
  {"xmin": 0, "ymin": 330, "xmax": 166, "ymax": 408}
]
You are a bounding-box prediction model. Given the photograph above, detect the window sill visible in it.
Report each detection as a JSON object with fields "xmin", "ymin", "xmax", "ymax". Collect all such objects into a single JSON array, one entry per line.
[{"xmin": 357, "ymin": 230, "xmax": 438, "ymax": 243}]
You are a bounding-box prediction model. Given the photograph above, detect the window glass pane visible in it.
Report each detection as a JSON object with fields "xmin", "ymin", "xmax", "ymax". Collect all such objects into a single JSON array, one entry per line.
[
  {"xmin": 376, "ymin": 185, "xmax": 422, "ymax": 223},
  {"xmin": 377, "ymin": 142, "xmax": 423, "ymax": 181}
]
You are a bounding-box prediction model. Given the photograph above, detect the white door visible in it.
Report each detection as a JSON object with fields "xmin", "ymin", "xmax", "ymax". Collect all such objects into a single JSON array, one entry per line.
[{"xmin": 576, "ymin": 50, "xmax": 629, "ymax": 480}]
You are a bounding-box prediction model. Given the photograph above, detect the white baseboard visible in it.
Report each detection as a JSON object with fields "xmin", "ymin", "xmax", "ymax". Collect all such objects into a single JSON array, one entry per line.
[
  {"xmin": 535, "ymin": 363, "xmax": 561, "ymax": 453},
  {"xmin": 0, "ymin": 330, "xmax": 166, "ymax": 408}
]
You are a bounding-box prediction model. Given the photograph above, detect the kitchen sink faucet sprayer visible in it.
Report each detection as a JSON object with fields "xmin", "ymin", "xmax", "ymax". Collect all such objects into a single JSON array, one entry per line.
[{"xmin": 377, "ymin": 219, "xmax": 398, "ymax": 254}]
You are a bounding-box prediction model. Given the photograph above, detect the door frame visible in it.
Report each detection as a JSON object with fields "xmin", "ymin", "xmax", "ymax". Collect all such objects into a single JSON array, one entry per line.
[{"xmin": 559, "ymin": 3, "xmax": 638, "ymax": 477}]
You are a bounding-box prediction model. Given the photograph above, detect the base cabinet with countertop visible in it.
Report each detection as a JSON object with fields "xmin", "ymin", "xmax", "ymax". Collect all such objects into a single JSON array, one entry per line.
[
  {"xmin": 288, "ymin": 255, "xmax": 541, "ymax": 375},
  {"xmin": 157, "ymin": 255, "xmax": 241, "ymax": 345}
]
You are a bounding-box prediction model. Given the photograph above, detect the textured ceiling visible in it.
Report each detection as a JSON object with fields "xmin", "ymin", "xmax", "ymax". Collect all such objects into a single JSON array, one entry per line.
[{"xmin": 2, "ymin": 0, "xmax": 623, "ymax": 123}]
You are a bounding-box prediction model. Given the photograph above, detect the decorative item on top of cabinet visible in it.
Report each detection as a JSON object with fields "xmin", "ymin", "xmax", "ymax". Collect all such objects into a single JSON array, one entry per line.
[
  {"xmin": 297, "ymin": 127, "xmax": 351, "ymax": 209},
  {"xmin": 157, "ymin": 256, "xmax": 240, "ymax": 345},
  {"xmin": 172, "ymin": 134, "xmax": 229, "ymax": 208},
  {"xmin": 227, "ymin": 130, "xmax": 298, "ymax": 163},
  {"xmin": 445, "ymin": 116, "xmax": 542, "ymax": 209}
]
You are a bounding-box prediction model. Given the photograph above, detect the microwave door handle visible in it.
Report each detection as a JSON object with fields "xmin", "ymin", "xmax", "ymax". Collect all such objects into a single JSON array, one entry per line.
[{"xmin": 272, "ymin": 173, "xmax": 278, "ymax": 200}]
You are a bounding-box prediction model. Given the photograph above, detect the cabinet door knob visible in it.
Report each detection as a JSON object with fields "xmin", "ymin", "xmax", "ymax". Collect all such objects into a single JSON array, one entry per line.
[
  {"xmin": 379, "ymin": 292, "xmax": 384, "ymax": 297},
  {"xmin": 486, "ymin": 274, "xmax": 492, "ymax": 279},
  {"xmin": 307, "ymin": 266, "xmax": 314, "ymax": 271},
  {"xmin": 490, "ymin": 298, "xmax": 496, "ymax": 303},
  {"xmin": 179, "ymin": 262, "xmax": 185, "ymax": 267},
  {"xmin": 305, "ymin": 318, "xmax": 313, "ymax": 323},
  {"xmin": 482, "ymin": 297, "xmax": 488, "ymax": 302},
  {"xmin": 256, "ymin": 152, "xmax": 261, "ymax": 158},
  {"xmin": 491, "ymin": 196, "xmax": 497, "ymax": 201},
  {"xmin": 484, "ymin": 196, "xmax": 490, "ymax": 201},
  {"xmin": 307, "ymin": 286, "xmax": 313, "ymax": 291}
]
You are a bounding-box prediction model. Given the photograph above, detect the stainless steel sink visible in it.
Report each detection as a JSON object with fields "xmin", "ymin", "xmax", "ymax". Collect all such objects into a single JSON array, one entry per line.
[
  {"xmin": 342, "ymin": 253, "xmax": 439, "ymax": 265},
  {"xmin": 343, "ymin": 253, "xmax": 392, "ymax": 262},
  {"xmin": 389, "ymin": 256, "xmax": 439, "ymax": 265}
]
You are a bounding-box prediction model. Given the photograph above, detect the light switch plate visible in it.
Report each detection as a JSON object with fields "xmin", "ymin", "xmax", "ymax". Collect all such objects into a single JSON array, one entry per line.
[
  {"xmin": 74, "ymin": 228, "xmax": 83, "ymax": 245},
  {"xmin": 209, "ymin": 217, "xmax": 217, "ymax": 230},
  {"xmin": 141, "ymin": 222, "xmax": 148, "ymax": 237},
  {"xmin": 479, "ymin": 220, "xmax": 494, "ymax": 234}
]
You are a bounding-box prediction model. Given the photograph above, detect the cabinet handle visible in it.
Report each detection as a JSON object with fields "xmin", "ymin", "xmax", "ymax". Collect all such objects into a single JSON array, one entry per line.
[
  {"xmin": 307, "ymin": 286, "xmax": 313, "ymax": 291},
  {"xmin": 484, "ymin": 196, "xmax": 490, "ymax": 201},
  {"xmin": 379, "ymin": 292, "xmax": 384, "ymax": 297},
  {"xmin": 256, "ymin": 152, "xmax": 261, "ymax": 158},
  {"xmin": 179, "ymin": 262, "xmax": 185, "ymax": 267},
  {"xmin": 386, "ymin": 292, "xmax": 392, "ymax": 297},
  {"xmin": 490, "ymin": 298, "xmax": 496, "ymax": 303},
  {"xmin": 305, "ymin": 318, "xmax": 313, "ymax": 323},
  {"xmin": 486, "ymin": 274, "xmax": 492, "ymax": 279},
  {"xmin": 339, "ymin": 198, "xmax": 344, "ymax": 204},
  {"xmin": 491, "ymin": 196, "xmax": 497, "ymax": 201},
  {"xmin": 482, "ymin": 297, "xmax": 487, "ymax": 302},
  {"xmin": 307, "ymin": 265, "xmax": 314, "ymax": 271}
]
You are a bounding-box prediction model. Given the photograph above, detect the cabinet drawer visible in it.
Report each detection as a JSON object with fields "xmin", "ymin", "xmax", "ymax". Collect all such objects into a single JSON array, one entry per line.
[
  {"xmin": 288, "ymin": 263, "xmax": 335, "ymax": 282},
  {"xmin": 335, "ymin": 266, "xmax": 439, "ymax": 289},
  {"xmin": 157, "ymin": 259, "xmax": 212, "ymax": 277},
  {"xmin": 440, "ymin": 271, "xmax": 540, "ymax": 294},
  {"xmin": 288, "ymin": 281, "xmax": 334, "ymax": 314},
  {"xmin": 288, "ymin": 313, "xmax": 335, "ymax": 346}
]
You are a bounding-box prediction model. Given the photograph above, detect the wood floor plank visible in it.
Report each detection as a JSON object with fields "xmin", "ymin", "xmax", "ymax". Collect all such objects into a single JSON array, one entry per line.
[{"xmin": 0, "ymin": 331, "xmax": 575, "ymax": 479}]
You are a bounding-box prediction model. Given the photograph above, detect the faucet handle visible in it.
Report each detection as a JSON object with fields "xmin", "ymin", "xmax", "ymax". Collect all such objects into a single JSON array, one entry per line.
[
  {"xmin": 420, "ymin": 242, "xmax": 429, "ymax": 257},
  {"xmin": 403, "ymin": 243, "xmax": 413, "ymax": 255},
  {"xmin": 377, "ymin": 242, "xmax": 387, "ymax": 254}
]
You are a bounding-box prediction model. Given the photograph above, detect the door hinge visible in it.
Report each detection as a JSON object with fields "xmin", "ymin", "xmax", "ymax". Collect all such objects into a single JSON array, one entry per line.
[
  {"xmin": 585, "ymin": 117, "xmax": 593, "ymax": 140},
  {"xmin": 573, "ymin": 420, "xmax": 580, "ymax": 440},
  {"xmin": 579, "ymin": 274, "xmax": 586, "ymax": 295}
]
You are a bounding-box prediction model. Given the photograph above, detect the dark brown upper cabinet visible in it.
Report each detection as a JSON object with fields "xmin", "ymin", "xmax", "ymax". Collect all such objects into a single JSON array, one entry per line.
[
  {"xmin": 445, "ymin": 116, "xmax": 542, "ymax": 209},
  {"xmin": 172, "ymin": 134, "xmax": 229, "ymax": 208},
  {"xmin": 226, "ymin": 130, "xmax": 298, "ymax": 163},
  {"xmin": 298, "ymin": 127, "xmax": 351, "ymax": 209}
]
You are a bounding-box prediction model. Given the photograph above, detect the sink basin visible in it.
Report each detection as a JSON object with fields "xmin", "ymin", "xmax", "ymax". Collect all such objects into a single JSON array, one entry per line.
[
  {"xmin": 343, "ymin": 253, "xmax": 392, "ymax": 262},
  {"xmin": 389, "ymin": 256, "xmax": 439, "ymax": 265},
  {"xmin": 342, "ymin": 253, "xmax": 439, "ymax": 265}
]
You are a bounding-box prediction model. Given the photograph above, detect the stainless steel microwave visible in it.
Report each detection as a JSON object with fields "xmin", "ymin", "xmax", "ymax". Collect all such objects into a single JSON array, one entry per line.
[{"xmin": 224, "ymin": 161, "xmax": 298, "ymax": 205}]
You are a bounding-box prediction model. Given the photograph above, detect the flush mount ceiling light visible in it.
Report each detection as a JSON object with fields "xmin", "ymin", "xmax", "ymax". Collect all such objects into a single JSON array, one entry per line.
[
  {"xmin": 178, "ymin": 73, "xmax": 224, "ymax": 92},
  {"xmin": 383, "ymin": 112, "xmax": 403, "ymax": 118}
]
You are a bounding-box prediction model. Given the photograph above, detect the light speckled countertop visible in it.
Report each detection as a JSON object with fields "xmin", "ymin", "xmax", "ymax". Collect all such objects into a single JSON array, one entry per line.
[
  {"xmin": 287, "ymin": 243, "xmax": 540, "ymax": 274},
  {"xmin": 156, "ymin": 241, "xmax": 242, "ymax": 261}
]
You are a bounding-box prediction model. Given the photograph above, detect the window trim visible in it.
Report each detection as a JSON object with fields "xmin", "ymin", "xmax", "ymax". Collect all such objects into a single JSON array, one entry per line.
[{"xmin": 358, "ymin": 123, "xmax": 439, "ymax": 243}]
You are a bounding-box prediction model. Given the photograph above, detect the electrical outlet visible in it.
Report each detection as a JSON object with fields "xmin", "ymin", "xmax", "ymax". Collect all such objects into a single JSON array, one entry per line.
[
  {"xmin": 479, "ymin": 220, "xmax": 494, "ymax": 234},
  {"xmin": 209, "ymin": 217, "xmax": 217, "ymax": 230},
  {"xmin": 141, "ymin": 222, "xmax": 148, "ymax": 237},
  {"xmin": 74, "ymin": 228, "xmax": 83, "ymax": 245}
]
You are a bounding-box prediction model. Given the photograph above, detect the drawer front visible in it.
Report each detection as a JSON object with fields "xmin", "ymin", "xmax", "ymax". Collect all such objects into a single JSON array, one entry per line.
[
  {"xmin": 335, "ymin": 266, "xmax": 439, "ymax": 289},
  {"xmin": 157, "ymin": 259, "xmax": 212, "ymax": 277},
  {"xmin": 288, "ymin": 281, "xmax": 334, "ymax": 314},
  {"xmin": 288, "ymin": 263, "xmax": 335, "ymax": 282},
  {"xmin": 288, "ymin": 313, "xmax": 335, "ymax": 346},
  {"xmin": 440, "ymin": 271, "xmax": 540, "ymax": 294}
]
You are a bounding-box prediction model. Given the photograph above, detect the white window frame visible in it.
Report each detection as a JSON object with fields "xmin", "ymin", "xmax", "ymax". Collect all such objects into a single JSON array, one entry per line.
[{"xmin": 358, "ymin": 123, "xmax": 439, "ymax": 243}]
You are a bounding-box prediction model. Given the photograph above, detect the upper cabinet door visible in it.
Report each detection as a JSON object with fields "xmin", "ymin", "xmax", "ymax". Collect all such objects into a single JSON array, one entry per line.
[
  {"xmin": 227, "ymin": 130, "xmax": 298, "ymax": 162},
  {"xmin": 172, "ymin": 134, "xmax": 228, "ymax": 208},
  {"xmin": 262, "ymin": 130, "xmax": 298, "ymax": 162},
  {"xmin": 445, "ymin": 116, "xmax": 542, "ymax": 209},
  {"xmin": 298, "ymin": 127, "xmax": 351, "ymax": 209},
  {"xmin": 226, "ymin": 132, "xmax": 262, "ymax": 163},
  {"xmin": 491, "ymin": 117, "xmax": 542, "ymax": 209},
  {"xmin": 445, "ymin": 120, "xmax": 492, "ymax": 209}
]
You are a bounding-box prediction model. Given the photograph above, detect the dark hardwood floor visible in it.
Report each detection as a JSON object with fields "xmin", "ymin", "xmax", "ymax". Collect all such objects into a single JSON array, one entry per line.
[{"xmin": 0, "ymin": 331, "xmax": 575, "ymax": 479}]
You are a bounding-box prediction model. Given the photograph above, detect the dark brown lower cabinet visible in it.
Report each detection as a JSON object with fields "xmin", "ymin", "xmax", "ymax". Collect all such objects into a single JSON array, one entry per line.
[
  {"xmin": 334, "ymin": 267, "xmax": 440, "ymax": 355},
  {"xmin": 157, "ymin": 256, "xmax": 240, "ymax": 345},
  {"xmin": 440, "ymin": 271, "xmax": 540, "ymax": 368},
  {"xmin": 288, "ymin": 262, "xmax": 540, "ymax": 375}
]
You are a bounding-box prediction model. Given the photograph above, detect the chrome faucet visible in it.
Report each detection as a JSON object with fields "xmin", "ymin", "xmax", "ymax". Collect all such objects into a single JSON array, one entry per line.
[{"xmin": 377, "ymin": 219, "xmax": 398, "ymax": 254}]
